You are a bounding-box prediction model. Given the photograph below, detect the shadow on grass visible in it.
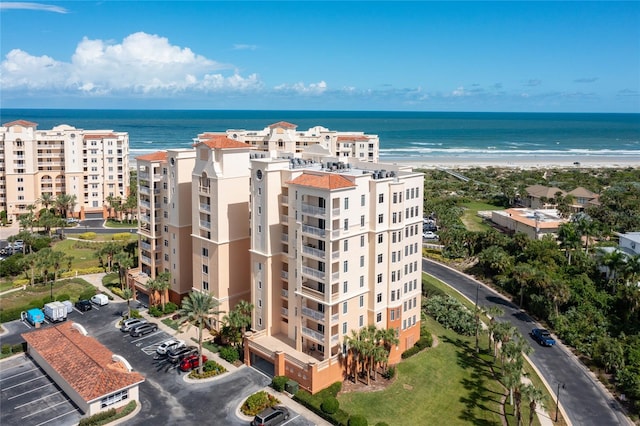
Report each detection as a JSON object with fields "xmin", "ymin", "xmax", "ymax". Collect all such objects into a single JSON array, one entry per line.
[{"xmin": 441, "ymin": 335, "xmax": 504, "ymax": 426}]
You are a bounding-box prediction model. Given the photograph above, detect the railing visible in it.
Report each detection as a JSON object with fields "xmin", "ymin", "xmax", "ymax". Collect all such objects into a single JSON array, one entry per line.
[
  {"xmin": 140, "ymin": 241, "xmax": 151, "ymax": 251},
  {"xmin": 302, "ymin": 306, "xmax": 325, "ymax": 322},
  {"xmin": 331, "ymin": 313, "xmax": 339, "ymax": 322},
  {"xmin": 281, "ymin": 289, "xmax": 288, "ymax": 297},
  {"xmin": 140, "ymin": 215, "xmax": 151, "ymax": 223},
  {"xmin": 199, "ymin": 220, "xmax": 211, "ymax": 229},
  {"xmin": 331, "ymin": 272, "xmax": 340, "ymax": 282},
  {"xmin": 331, "ymin": 334, "xmax": 340, "ymax": 345},
  {"xmin": 199, "ymin": 186, "xmax": 210, "ymax": 194},
  {"xmin": 140, "ymin": 255, "xmax": 152, "ymax": 264},
  {"xmin": 302, "ymin": 326, "xmax": 325, "ymax": 342},
  {"xmin": 299, "ymin": 283, "xmax": 325, "ymax": 299},
  {"xmin": 302, "ymin": 224, "xmax": 325, "ymax": 238},
  {"xmin": 281, "ymin": 195, "xmax": 288, "ymax": 204},
  {"xmin": 301, "ymin": 203, "xmax": 326, "ymax": 216},
  {"xmin": 139, "ymin": 186, "xmax": 150, "ymax": 195},
  {"xmin": 281, "ymin": 233, "xmax": 288, "ymax": 242},
  {"xmin": 302, "ymin": 266, "xmax": 325, "ymax": 280},
  {"xmin": 302, "ymin": 245, "xmax": 325, "ymax": 259},
  {"xmin": 331, "ymin": 229, "xmax": 340, "ymax": 238},
  {"xmin": 199, "ymin": 203, "xmax": 211, "ymax": 212},
  {"xmin": 280, "ymin": 215, "xmax": 289, "ymax": 223},
  {"xmin": 281, "ymin": 271, "xmax": 288, "ymax": 280},
  {"xmin": 281, "ymin": 307, "xmax": 289, "ymax": 316},
  {"xmin": 332, "ymin": 251, "xmax": 340, "ymax": 260},
  {"xmin": 140, "ymin": 200, "xmax": 150, "ymax": 209},
  {"xmin": 332, "ymin": 208, "xmax": 340, "ymax": 216}
]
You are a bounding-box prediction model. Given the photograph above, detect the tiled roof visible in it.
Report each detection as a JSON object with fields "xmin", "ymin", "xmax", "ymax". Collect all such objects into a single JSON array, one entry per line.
[
  {"xmin": 337, "ymin": 135, "xmax": 369, "ymax": 141},
  {"xmin": 136, "ymin": 151, "xmax": 167, "ymax": 162},
  {"xmin": 525, "ymin": 185, "xmax": 565, "ymax": 199},
  {"xmin": 268, "ymin": 121, "xmax": 297, "ymax": 129},
  {"xmin": 568, "ymin": 187, "xmax": 597, "ymax": 198},
  {"xmin": 83, "ymin": 133, "xmax": 117, "ymax": 140},
  {"xmin": 287, "ymin": 172, "xmax": 355, "ymax": 190},
  {"xmin": 3, "ymin": 120, "xmax": 38, "ymax": 128},
  {"xmin": 22, "ymin": 322, "xmax": 144, "ymax": 402},
  {"xmin": 197, "ymin": 135, "xmax": 252, "ymax": 149}
]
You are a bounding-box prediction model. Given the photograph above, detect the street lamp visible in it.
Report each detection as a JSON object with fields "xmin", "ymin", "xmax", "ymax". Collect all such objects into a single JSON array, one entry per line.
[
  {"xmin": 50, "ymin": 280, "xmax": 54, "ymax": 302},
  {"xmin": 555, "ymin": 382, "xmax": 565, "ymax": 422}
]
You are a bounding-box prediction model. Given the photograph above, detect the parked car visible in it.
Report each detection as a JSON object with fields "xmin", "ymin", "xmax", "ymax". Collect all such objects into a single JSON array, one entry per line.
[
  {"xmin": 120, "ymin": 318, "xmax": 148, "ymax": 332},
  {"xmin": 90, "ymin": 294, "xmax": 109, "ymax": 306},
  {"xmin": 531, "ymin": 328, "xmax": 555, "ymax": 346},
  {"xmin": 129, "ymin": 322, "xmax": 158, "ymax": 337},
  {"xmin": 423, "ymin": 231, "xmax": 439, "ymax": 240},
  {"xmin": 251, "ymin": 406, "xmax": 290, "ymax": 426},
  {"xmin": 178, "ymin": 354, "xmax": 208, "ymax": 372},
  {"xmin": 156, "ymin": 339, "xmax": 185, "ymax": 355},
  {"xmin": 75, "ymin": 299, "xmax": 92, "ymax": 312},
  {"xmin": 168, "ymin": 346, "xmax": 198, "ymax": 363}
]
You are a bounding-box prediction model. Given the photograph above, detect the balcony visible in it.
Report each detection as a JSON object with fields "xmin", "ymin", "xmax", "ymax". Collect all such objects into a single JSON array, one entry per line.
[
  {"xmin": 331, "ymin": 272, "xmax": 340, "ymax": 282},
  {"xmin": 140, "ymin": 214, "xmax": 151, "ymax": 223},
  {"xmin": 281, "ymin": 195, "xmax": 288, "ymax": 205},
  {"xmin": 281, "ymin": 233, "xmax": 288, "ymax": 242},
  {"xmin": 302, "ymin": 245, "xmax": 325, "ymax": 259},
  {"xmin": 281, "ymin": 288, "xmax": 289, "ymax": 298},
  {"xmin": 280, "ymin": 215, "xmax": 289, "ymax": 224},
  {"xmin": 281, "ymin": 307, "xmax": 289, "ymax": 316},
  {"xmin": 301, "ymin": 224, "xmax": 325, "ymax": 238},
  {"xmin": 141, "ymin": 255, "xmax": 152, "ymax": 265},
  {"xmin": 139, "ymin": 186, "xmax": 151, "ymax": 195},
  {"xmin": 140, "ymin": 241, "xmax": 152, "ymax": 251},
  {"xmin": 199, "ymin": 186, "xmax": 210, "ymax": 194},
  {"xmin": 199, "ymin": 203, "xmax": 211, "ymax": 212},
  {"xmin": 301, "ymin": 203, "xmax": 326, "ymax": 216},
  {"xmin": 301, "ymin": 266, "xmax": 325, "ymax": 280},
  {"xmin": 332, "ymin": 208, "xmax": 340, "ymax": 216},
  {"xmin": 199, "ymin": 220, "xmax": 211, "ymax": 229},
  {"xmin": 331, "ymin": 313, "xmax": 339, "ymax": 322},
  {"xmin": 281, "ymin": 270, "xmax": 289, "ymax": 280},
  {"xmin": 331, "ymin": 334, "xmax": 340, "ymax": 345},
  {"xmin": 302, "ymin": 306, "xmax": 325, "ymax": 323},
  {"xmin": 302, "ymin": 326, "xmax": 325, "ymax": 343},
  {"xmin": 299, "ymin": 282, "xmax": 325, "ymax": 300},
  {"xmin": 140, "ymin": 200, "xmax": 151, "ymax": 209}
]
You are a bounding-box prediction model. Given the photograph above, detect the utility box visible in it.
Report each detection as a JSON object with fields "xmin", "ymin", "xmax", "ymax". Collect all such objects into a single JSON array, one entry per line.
[
  {"xmin": 44, "ymin": 301, "xmax": 68, "ymax": 322},
  {"xmin": 61, "ymin": 300, "xmax": 73, "ymax": 314},
  {"xmin": 285, "ymin": 380, "xmax": 299, "ymax": 394}
]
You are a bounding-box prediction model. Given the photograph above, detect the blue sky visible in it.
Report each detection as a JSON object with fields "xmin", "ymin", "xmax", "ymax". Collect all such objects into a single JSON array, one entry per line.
[{"xmin": 1, "ymin": 1, "xmax": 639, "ymax": 112}]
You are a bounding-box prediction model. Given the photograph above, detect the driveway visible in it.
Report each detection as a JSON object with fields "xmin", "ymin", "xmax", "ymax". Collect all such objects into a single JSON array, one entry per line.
[
  {"xmin": 422, "ymin": 258, "xmax": 632, "ymax": 426},
  {"xmin": 2, "ymin": 300, "xmax": 317, "ymax": 426}
]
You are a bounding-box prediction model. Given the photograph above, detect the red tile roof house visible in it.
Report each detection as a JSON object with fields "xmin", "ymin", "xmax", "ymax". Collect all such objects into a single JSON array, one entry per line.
[{"xmin": 22, "ymin": 321, "xmax": 144, "ymax": 416}]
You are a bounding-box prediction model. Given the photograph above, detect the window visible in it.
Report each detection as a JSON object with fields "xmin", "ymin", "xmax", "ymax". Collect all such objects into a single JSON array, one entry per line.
[
  {"xmin": 360, "ymin": 215, "xmax": 365, "ymax": 226},
  {"xmin": 343, "ymin": 260, "xmax": 348, "ymax": 273},
  {"xmin": 359, "ymin": 315, "xmax": 364, "ymax": 327},
  {"xmin": 343, "ymin": 281, "xmax": 348, "ymax": 293},
  {"xmin": 344, "ymin": 240, "xmax": 348, "ymax": 251},
  {"xmin": 258, "ymin": 299, "xmax": 262, "ymax": 308},
  {"xmin": 100, "ymin": 390, "xmax": 128, "ymax": 409},
  {"xmin": 203, "ymin": 281, "xmax": 209, "ymax": 290},
  {"xmin": 377, "ymin": 234, "xmax": 383, "ymax": 244},
  {"xmin": 360, "ymin": 235, "xmax": 365, "ymax": 247},
  {"xmin": 376, "ymin": 312, "xmax": 382, "ymax": 322},
  {"xmin": 202, "ymin": 265, "xmax": 208, "ymax": 274},
  {"xmin": 359, "ymin": 295, "xmax": 364, "ymax": 307},
  {"xmin": 202, "ymin": 247, "xmax": 209, "ymax": 257},
  {"xmin": 343, "ymin": 322, "xmax": 347, "ymax": 334},
  {"xmin": 164, "ymin": 240, "xmax": 169, "ymax": 247},
  {"xmin": 392, "ymin": 212, "xmax": 397, "ymax": 223},
  {"xmin": 361, "ymin": 194, "xmax": 365, "ymax": 206},
  {"xmin": 393, "ymin": 192, "xmax": 398, "ymax": 203},
  {"xmin": 377, "ymin": 293, "xmax": 382, "ymax": 303},
  {"xmin": 344, "ymin": 197, "xmax": 349, "ymax": 210},
  {"xmin": 390, "ymin": 310, "xmax": 395, "ymax": 320},
  {"xmin": 343, "ymin": 218, "xmax": 348, "ymax": 230},
  {"xmin": 360, "ymin": 275, "xmax": 365, "ymax": 287},
  {"xmin": 377, "ymin": 273, "xmax": 382, "ymax": 284},
  {"xmin": 343, "ymin": 302, "xmax": 348, "ymax": 314},
  {"xmin": 377, "ymin": 253, "xmax": 383, "ymax": 264},
  {"xmin": 391, "ymin": 291, "xmax": 395, "ymax": 302},
  {"xmin": 258, "ymin": 281, "xmax": 262, "ymax": 289},
  {"xmin": 378, "ymin": 194, "xmax": 384, "ymax": 203},
  {"xmin": 392, "ymin": 252, "xmax": 396, "ymax": 263},
  {"xmin": 378, "ymin": 214, "xmax": 384, "ymax": 224},
  {"xmin": 360, "ymin": 255, "xmax": 364, "ymax": 267}
]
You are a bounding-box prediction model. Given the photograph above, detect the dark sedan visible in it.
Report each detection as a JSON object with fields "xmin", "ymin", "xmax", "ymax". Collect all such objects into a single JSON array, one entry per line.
[
  {"xmin": 74, "ymin": 299, "xmax": 92, "ymax": 312},
  {"xmin": 531, "ymin": 328, "xmax": 555, "ymax": 346}
]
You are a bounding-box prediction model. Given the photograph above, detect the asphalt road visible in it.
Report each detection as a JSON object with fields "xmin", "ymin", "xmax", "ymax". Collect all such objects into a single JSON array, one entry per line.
[{"xmin": 422, "ymin": 258, "xmax": 632, "ymax": 426}]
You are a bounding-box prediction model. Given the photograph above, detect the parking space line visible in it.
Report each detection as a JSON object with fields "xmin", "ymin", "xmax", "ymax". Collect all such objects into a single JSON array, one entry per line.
[
  {"xmin": 13, "ymin": 390, "xmax": 62, "ymax": 407},
  {"xmin": 0, "ymin": 367, "xmax": 39, "ymax": 381},
  {"xmin": 22, "ymin": 400, "xmax": 69, "ymax": 419},
  {"xmin": 72, "ymin": 308, "xmax": 85, "ymax": 315},
  {"xmin": 20, "ymin": 320, "xmax": 32, "ymax": 329},
  {"xmin": 35, "ymin": 409, "xmax": 79, "ymax": 426},
  {"xmin": 0, "ymin": 361, "xmax": 34, "ymax": 372},
  {"xmin": 8, "ymin": 382, "xmax": 55, "ymax": 400},
  {"xmin": 282, "ymin": 415, "xmax": 300, "ymax": 425},
  {"xmin": 2, "ymin": 375, "xmax": 47, "ymax": 391}
]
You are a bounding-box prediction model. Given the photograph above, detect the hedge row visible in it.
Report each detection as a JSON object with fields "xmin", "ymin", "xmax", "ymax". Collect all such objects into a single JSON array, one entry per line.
[
  {"xmin": 188, "ymin": 360, "xmax": 227, "ymax": 379},
  {"xmin": 293, "ymin": 382, "xmax": 350, "ymax": 426},
  {"xmin": 77, "ymin": 401, "xmax": 136, "ymax": 426}
]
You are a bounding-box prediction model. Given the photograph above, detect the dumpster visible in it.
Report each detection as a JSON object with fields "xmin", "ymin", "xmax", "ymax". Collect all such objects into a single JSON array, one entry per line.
[{"xmin": 285, "ymin": 379, "xmax": 299, "ymax": 394}]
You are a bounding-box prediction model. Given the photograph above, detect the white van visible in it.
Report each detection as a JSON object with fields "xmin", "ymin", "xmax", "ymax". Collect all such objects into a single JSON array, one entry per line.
[{"xmin": 90, "ymin": 294, "xmax": 109, "ymax": 306}]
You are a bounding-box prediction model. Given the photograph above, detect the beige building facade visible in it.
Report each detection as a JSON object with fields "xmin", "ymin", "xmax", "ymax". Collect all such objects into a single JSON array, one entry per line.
[{"xmin": 0, "ymin": 120, "xmax": 129, "ymax": 221}]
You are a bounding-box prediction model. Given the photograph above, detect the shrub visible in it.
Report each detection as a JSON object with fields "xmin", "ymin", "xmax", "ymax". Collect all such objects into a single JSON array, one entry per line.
[
  {"xmin": 13, "ymin": 278, "xmax": 29, "ymax": 287},
  {"xmin": 112, "ymin": 233, "xmax": 132, "ymax": 241},
  {"xmin": 78, "ymin": 408, "xmax": 116, "ymax": 426},
  {"xmin": 240, "ymin": 391, "xmax": 279, "ymax": 416},
  {"xmin": 130, "ymin": 309, "xmax": 141, "ymax": 318},
  {"xmin": 375, "ymin": 423, "xmax": 389, "ymax": 426},
  {"xmin": 163, "ymin": 302, "xmax": 178, "ymax": 314},
  {"xmin": 78, "ymin": 288, "xmax": 97, "ymax": 301},
  {"xmin": 78, "ymin": 232, "xmax": 97, "ymax": 240},
  {"xmin": 321, "ymin": 396, "xmax": 339, "ymax": 414},
  {"xmin": 148, "ymin": 306, "xmax": 162, "ymax": 317},
  {"xmin": 382, "ymin": 365, "xmax": 396, "ymax": 380},
  {"xmin": 326, "ymin": 381, "xmax": 342, "ymax": 396},
  {"xmin": 219, "ymin": 345, "xmax": 240, "ymax": 363},
  {"xmin": 348, "ymin": 415, "xmax": 368, "ymax": 426},
  {"xmin": 424, "ymin": 295, "xmax": 475, "ymax": 336},
  {"xmin": 1, "ymin": 344, "xmax": 10, "ymax": 354},
  {"xmin": 416, "ymin": 335, "xmax": 433, "ymax": 350},
  {"xmin": 401, "ymin": 346, "xmax": 420, "ymax": 359},
  {"xmin": 55, "ymin": 293, "xmax": 70, "ymax": 302},
  {"xmin": 189, "ymin": 360, "xmax": 227, "ymax": 379},
  {"xmin": 110, "ymin": 287, "xmax": 124, "ymax": 298},
  {"xmin": 272, "ymin": 375, "xmax": 288, "ymax": 392}
]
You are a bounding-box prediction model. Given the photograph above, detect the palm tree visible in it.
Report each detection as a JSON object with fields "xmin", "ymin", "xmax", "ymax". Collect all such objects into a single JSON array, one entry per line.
[
  {"xmin": 113, "ymin": 251, "xmax": 133, "ymax": 290},
  {"xmin": 221, "ymin": 310, "xmax": 245, "ymax": 347},
  {"xmin": 38, "ymin": 192, "xmax": 55, "ymax": 211},
  {"xmin": 122, "ymin": 287, "xmax": 134, "ymax": 319},
  {"xmin": 235, "ymin": 300, "xmax": 254, "ymax": 336},
  {"xmin": 522, "ymin": 384, "xmax": 546, "ymax": 426},
  {"xmin": 177, "ymin": 291, "xmax": 223, "ymax": 375},
  {"xmin": 557, "ymin": 223, "xmax": 581, "ymax": 265},
  {"xmin": 155, "ymin": 272, "xmax": 171, "ymax": 311},
  {"xmin": 600, "ymin": 249, "xmax": 627, "ymax": 288},
  {"xmin": 145, "ymin": 277, "xmax": 160, "ymax": 307}
]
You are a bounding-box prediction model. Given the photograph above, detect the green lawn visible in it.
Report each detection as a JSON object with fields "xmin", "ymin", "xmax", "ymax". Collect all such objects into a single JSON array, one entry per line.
[
  {"xmin": 460, "ymin": 201, "xmax": 504, "ymax": 232},
  {"xmin": 52, "ymin": 239, "xmax": 100, "ymax": 270},
  {"xmin": 105, "ymin": 219, "xmax": 138, "ymax": 228},
  {"xmin": 0, "ymin": 278, "xmax": 96, "ymax": 312}
]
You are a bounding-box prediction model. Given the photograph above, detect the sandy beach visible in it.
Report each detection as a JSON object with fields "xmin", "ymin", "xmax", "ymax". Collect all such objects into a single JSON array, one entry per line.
[{"xmin": 384, "ymin": 154, "xmax": 640, "ymax": 170}]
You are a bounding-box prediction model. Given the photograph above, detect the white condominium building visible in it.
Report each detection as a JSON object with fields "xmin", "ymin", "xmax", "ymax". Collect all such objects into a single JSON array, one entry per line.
[
  {"xmin": 196, "ymin": 121, "xmax": 379, "ymax": 163},
  {"xmin": 0, "ymin": 120, "xmax": 129, "ymax": 221}
]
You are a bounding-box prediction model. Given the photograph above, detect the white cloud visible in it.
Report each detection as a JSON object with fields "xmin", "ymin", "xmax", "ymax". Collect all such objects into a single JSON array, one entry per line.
[
  {"xmin": 451, "ymin": 86, "xmax": 467, "ymax": 97},
  {"xmin": 274, "ymin": 81, "xmax": 328, "ymax": 95},
  {"xmin": 1, "ymin": 32, "xmax": 263, "ymax": 95},
  {"xmin": 233, "ymin": 44, "xmax": 258, "ymax": 50},
  {"xmin": 0, "ymin": 2, "xmax": 68, "ymax": 13}
]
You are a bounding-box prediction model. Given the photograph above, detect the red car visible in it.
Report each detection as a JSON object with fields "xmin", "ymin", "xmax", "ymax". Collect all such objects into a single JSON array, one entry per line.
[{"xmin": 178, "ymin": 354, "xmax": 208, "ymax": 372}]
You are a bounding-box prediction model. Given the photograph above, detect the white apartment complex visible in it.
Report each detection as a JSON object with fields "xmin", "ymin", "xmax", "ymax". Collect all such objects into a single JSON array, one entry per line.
[
  {"xmin": 130, "ymin": 126, "xmax": 423, "ymax": 393},
  {"xmin": 0, "ymin": 120, "xmax": 129, "ymax": 221},
  {"xmin": 196, "ymin": 121, "xmax": 380, "ymax": 163}
]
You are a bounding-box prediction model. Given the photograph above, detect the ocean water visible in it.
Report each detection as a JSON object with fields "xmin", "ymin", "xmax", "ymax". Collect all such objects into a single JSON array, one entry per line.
[{"xmin": 1, "ymin": 109, "xmax": 639, "ymax": 163}]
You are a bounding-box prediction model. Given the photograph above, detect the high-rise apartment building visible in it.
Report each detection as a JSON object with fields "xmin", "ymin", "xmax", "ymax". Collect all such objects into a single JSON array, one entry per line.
[
  {"xmin": 196, "ymin": 121, "xmax": 380, "ymax": 163},
  {"xmin": 0, "ymin": 120, "xmax": 129, "ymax": 221},
  {"xmin": 130, "ymin": 126, "xmax": 423, "ymax": 393}
]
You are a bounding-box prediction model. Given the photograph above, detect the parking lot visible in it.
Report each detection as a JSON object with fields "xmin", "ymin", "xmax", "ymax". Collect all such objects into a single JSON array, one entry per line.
[
  {"xmin": 1, "ymin": 300, "xmax": 317, "ymax": 426},
  {"xmin": 0, "ymin": 355, "xmax": 82, "ymax": 426}
]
